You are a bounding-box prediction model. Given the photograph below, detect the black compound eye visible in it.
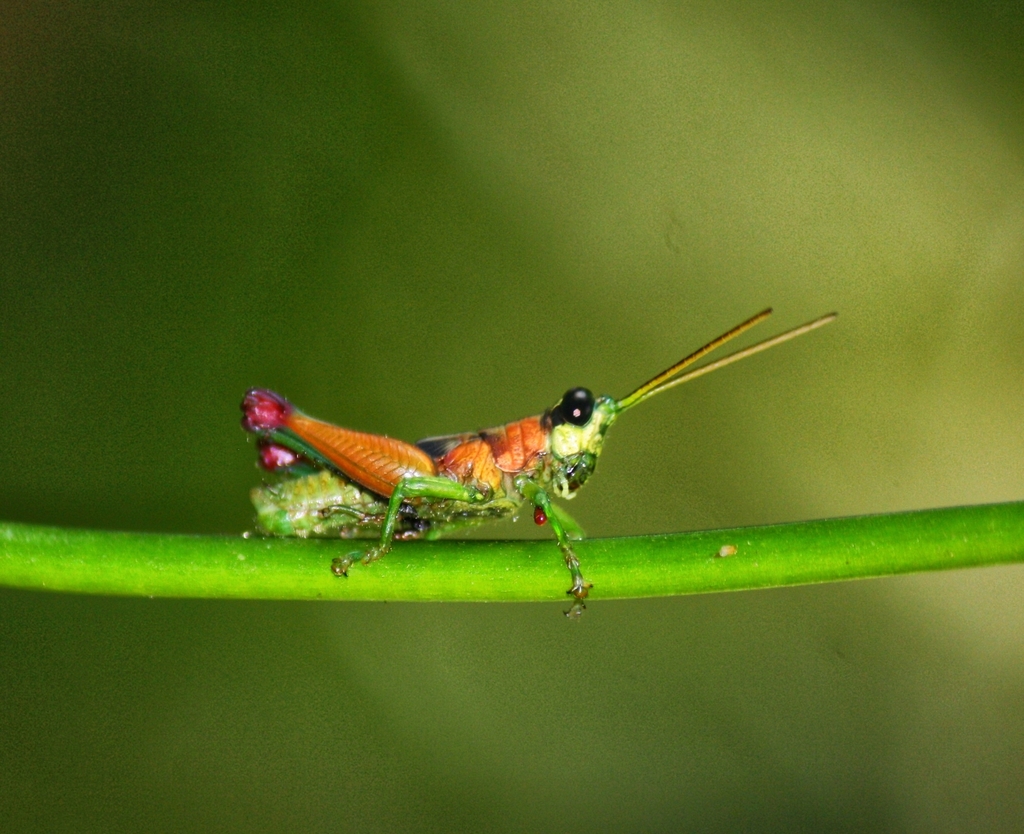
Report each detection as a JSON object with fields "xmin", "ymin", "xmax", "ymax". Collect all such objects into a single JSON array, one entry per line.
[{"xmin": 554, "ymin": 387, "xmax": 594, "ymax": 427}]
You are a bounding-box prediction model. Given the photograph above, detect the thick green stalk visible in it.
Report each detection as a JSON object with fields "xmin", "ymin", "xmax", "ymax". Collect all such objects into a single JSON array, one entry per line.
[{"xmin": 1, "ymin": 502, "xmax": 1022, "ymax": 601}]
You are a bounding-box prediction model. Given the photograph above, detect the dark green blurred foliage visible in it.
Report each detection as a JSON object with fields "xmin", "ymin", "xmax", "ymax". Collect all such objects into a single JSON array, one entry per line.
[{"xmin": 2, "ymin": 1, "xmax": 1024, "ymax": 830}]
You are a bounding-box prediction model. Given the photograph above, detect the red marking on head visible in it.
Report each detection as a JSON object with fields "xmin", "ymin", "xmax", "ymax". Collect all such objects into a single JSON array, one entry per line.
[
  {"xmin": 533, "ymin": 507, "xmax": 548, "ymax": 526},
  {"xmin": 241, "ymin": 388, "xmax": 293, "ymax": 433},
  {"xmin": 257, "ymin": 440, "xmax": 301, "ymax": 471}
]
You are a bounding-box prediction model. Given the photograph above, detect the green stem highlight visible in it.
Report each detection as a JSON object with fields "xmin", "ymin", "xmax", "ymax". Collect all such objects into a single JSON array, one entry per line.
[{"xmin": 1, "ymin": 502, "xmax": 1022, "ymax": 602}]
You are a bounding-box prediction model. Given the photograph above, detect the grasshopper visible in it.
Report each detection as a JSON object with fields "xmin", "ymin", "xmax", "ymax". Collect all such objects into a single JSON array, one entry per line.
[{"xmin": 241, "ymin": 308, "xmax": 835, "ymax": 615}]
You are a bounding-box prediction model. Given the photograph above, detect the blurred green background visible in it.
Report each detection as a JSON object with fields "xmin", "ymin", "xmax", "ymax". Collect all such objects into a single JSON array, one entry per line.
[{"xmin": 2, "ymin": 1, "xmax": 1024, "ymax": 830}]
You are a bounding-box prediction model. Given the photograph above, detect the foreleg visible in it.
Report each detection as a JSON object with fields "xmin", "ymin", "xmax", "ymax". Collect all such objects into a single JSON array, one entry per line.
[{"xmin": 518, "ymin": 479, "xmax": 592, "ymax": 618}]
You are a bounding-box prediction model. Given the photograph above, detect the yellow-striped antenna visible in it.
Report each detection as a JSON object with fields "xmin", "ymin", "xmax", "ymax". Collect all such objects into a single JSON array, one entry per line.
[{"xmin": 618, "ymin": 309, "xmax": 836, "ymax": 411}]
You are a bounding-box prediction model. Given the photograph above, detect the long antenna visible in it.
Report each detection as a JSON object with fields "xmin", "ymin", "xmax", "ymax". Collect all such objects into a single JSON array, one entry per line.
[
  {"xmin": 618, "ymin": 311, "xmax": 837, "ymax": 411},
  {"xmin": 618, "ymin": 308, "xmax": 772, "ymax": 410}
]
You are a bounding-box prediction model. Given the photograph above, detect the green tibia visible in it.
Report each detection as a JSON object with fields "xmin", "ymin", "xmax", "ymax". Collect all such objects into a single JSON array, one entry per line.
[
  {"xmin": 378, "ymin": 476, "xmax": 487, "ymax": 554},
  {"xmin": 547, "ymin": 502, "xmax": 584, "ymax": 540},
  {"xmin": 331, "ymin": 476, "xmax": 486, "ymax": 577},
  {"xmin": 262, "ymin": 426, "xmax": 343, "ymax": 474}
]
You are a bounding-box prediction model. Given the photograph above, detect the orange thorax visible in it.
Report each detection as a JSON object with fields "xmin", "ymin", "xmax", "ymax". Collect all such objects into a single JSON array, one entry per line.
[{"xmin": 436, "ymin": 416, "xmax": 549, "ymax": 494}]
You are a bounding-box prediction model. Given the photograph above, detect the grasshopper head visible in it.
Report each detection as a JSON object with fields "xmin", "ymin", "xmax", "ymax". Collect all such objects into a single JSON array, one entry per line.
[{"xmin": 545, "ymin": 388, "xmax": 620, "ymax": 498}]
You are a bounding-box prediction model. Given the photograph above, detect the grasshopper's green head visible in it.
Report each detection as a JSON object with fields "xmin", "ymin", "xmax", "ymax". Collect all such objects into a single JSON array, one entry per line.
[{"xmin": 545, "ymin": 388, "xmax": 621, "ymax": 499}]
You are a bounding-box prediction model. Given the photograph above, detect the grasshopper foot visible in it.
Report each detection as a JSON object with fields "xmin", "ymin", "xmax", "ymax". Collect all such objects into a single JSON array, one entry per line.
[
  {"xmin": 567, "ymin": 573, "xmax": 593, "ymax": 600},
  {"xmin": 333, "ymin": 545, "xmax": 390, "ymax": 576},
  {"xmin": 563, "ymin": 549, "xmax": 592, "ymax": 602},
  {"xmin": 563, "ymin": 563, "xmax": 592, "ymax": 618},
  {"xmin": 331, "ymin": 551, "xmax": 360, "ymax": 577}
]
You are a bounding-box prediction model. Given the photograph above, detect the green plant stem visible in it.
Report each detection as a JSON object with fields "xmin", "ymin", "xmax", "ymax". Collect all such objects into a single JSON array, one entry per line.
[{"xmin": 1, "ymin": 502, "xmax": 1022, "ymax": 601}]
